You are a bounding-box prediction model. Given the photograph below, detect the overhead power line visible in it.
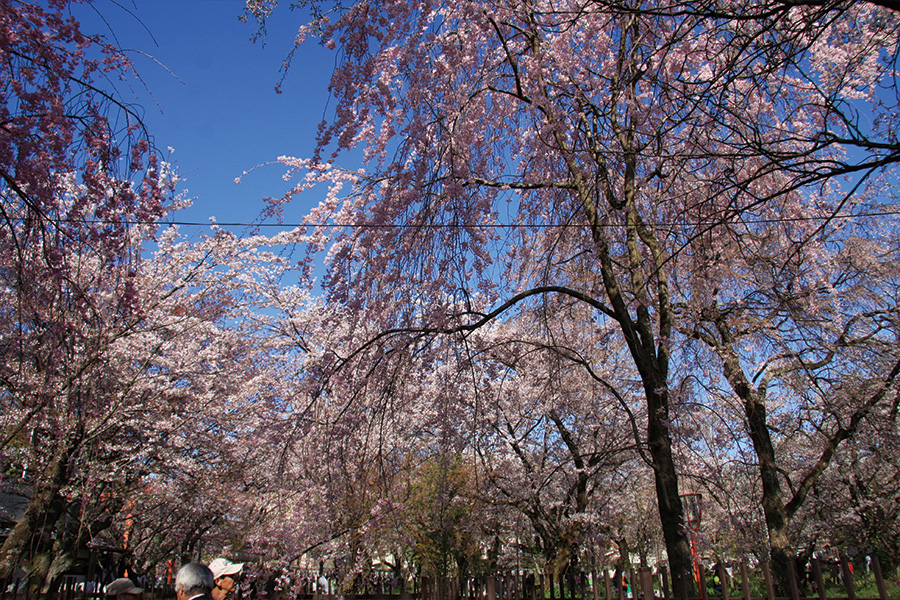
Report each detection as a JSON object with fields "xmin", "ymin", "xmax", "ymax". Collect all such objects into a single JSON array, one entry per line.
[
  {"xmin": 7, "ymin": 208, "xmax": 900, "ymax": 231},
  {"xmin": 153, "ymin": 207, "xmax": 900, "ymax": 228}
]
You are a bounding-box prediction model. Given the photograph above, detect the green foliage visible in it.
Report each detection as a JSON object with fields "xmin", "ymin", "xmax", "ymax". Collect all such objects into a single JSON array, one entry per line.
[{"xmin": 405, "ymin": 455, "xmax": 483, "ymax": 578}]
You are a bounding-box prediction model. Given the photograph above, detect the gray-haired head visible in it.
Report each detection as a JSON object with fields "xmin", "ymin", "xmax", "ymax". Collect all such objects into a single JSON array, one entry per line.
[{"xmin": 175, "ymin": 563, "xmax": 214, "ymax": 597}]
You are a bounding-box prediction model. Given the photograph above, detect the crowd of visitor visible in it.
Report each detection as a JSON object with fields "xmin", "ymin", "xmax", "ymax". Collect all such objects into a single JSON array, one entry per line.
[{"xmin": 102, "ymin": 558, "xmax": 245, "ymax": 600}]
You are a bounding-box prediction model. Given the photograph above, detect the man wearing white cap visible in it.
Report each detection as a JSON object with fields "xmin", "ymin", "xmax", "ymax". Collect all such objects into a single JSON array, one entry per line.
[
  {"xmin": 105, "ymin": 577, "xmax": 144, "ymax": 600},
  {"xmin": 208, "ymin": 558, "xmax": 244, "ymax": 600}
]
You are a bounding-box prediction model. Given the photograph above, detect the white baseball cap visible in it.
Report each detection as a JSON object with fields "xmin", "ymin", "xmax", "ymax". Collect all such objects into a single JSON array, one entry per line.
[{"xmin": 209, "ymin": 558, "xmax": 244, "ymax": 580}]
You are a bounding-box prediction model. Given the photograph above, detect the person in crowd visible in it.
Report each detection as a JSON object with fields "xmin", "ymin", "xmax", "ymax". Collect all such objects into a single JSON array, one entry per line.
[
  {"xmin": 317, "ymin": 573, "xmax": 330, "ymax": 595},
  {"xmin": 175, "ymin": 563, "xmax": 215, "ymax": 600},
  {"xmin": 105, "ymin": 577, "xmax": 144, "ymax": 600},
  {"xmin": 209, "ymin": 558, "xmax": 244, "ymax": 600}
]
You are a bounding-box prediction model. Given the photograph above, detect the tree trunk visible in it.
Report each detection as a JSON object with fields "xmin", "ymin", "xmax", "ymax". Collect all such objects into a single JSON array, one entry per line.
[
  {"xmin": 588, "ymin": 231, "xmax": 693, "ymax": 595},
  {"xmin": 716, "ymin": 324, "xmax": 795, "ymax": 593},
  {"xmin": 647, "ymin": 386, "xmax": 695, "ymax": 599},
  {"xmin": 43, "ymin": 502, "xmax": 111, "ymax": 595},
  {"xmin": 0, "ymin": 436, "xmax": 79, "ymax": 581},
  {"xmin": 744, "ymin": 395, "xmax": 794, "ymax": 592},
  {"xmin": 23, "ymin": 552, "xmax": 52, "ymax": 598}
]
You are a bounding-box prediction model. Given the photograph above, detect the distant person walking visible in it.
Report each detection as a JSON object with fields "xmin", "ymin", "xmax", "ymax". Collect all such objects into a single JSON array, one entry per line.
[
  {"xmin": 209, "ymin": 558, "xmax": 244, "ymax": 600},
  {"xmin": 175, "ymin": 563, "xmax": 215, "ymax": 600},
  {"xmin": 317, "ymin": 574, "xmax": 330, "ymax": 595}
]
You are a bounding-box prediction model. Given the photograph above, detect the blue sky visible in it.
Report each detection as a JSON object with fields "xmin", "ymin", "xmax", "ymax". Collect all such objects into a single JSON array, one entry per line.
[{"xmin": 73, "ymin": 0, "xmax": 337, "ymax": 236}]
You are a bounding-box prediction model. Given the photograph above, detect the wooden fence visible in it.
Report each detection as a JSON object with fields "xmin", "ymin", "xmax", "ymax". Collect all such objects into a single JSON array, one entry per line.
[
  {"xmin": 0, "ymin": 576, "xmax": 167, "ymax": 600},
  {"xmin": 416, "ymin": 555, "xmax": 897, "ymax": 600}
]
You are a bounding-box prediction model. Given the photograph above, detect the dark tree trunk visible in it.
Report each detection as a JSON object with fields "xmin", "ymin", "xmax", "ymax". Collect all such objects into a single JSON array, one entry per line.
[
  {"xmin": 0, "ymin": 435, "xmax": 80, "ymax": 582},
  {"xmin": 589, "ymin": 234, "xmax": 694, "ymax": 596},
  {"xmin": 714, "ymin": 320, "xmax": 797, "ymax": 592},
  {"xmin": 744, "ymin": 395, "xmax": 795, "ymax": 592},
  {"xmin": 647, "ymin": 386, "xmax": 695, "ymax": 599}
]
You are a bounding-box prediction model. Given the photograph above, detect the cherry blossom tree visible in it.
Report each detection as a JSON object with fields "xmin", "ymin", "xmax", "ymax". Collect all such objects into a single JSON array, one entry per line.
[
  {"xmin": 462, "ymin": 313, "xmax": 645, "ymax": 577},
  {"xmin": 0, "ymin": 1, "xmax": 294, "ymax": 589},
  {"xmin": 674, "ymin": 3, "xmax": 900, "ymax": 569},
  {"xmin": 105, "ymin": 225, "xmax": 308, "ymax": 571},
  {"xmin": 642, "ymin": 0, "xmax": 900, "ymax": 588},
  {"xmin": 682, "ymin": 220, "xmax": 900, "ymax": 585},
  {"xmin": 242, "ymin": 0, "xmax": 900, "ymax": 594},
  {"xmin": 810, "ymin": 409, "xmax": 900, "ymax": 573},
  {"xmin": 0, "ymin": 0, "xmax": 180, "ymax": 585}
]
